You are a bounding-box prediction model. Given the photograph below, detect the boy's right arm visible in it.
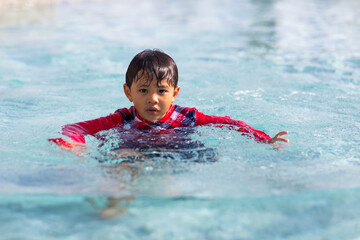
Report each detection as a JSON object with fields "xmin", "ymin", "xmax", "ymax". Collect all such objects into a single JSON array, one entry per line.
[{"xmin": 49, "ymin": 111, "xmax": 124, "ymax": 149}]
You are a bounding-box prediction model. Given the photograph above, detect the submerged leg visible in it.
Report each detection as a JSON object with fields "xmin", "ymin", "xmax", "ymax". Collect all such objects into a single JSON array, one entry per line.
[{"xmin": 100, "ymin": 196, "xmax": 135, "ymax": 219}]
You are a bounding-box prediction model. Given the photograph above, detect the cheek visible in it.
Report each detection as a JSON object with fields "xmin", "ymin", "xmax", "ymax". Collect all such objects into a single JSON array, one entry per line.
[
  {"xmin": 166, "ymin": 97, "xmax": 174, "ymax": 106},
  {"xmin": 134, "ymin": 99, "xmax": 143, "ymax": 106},
  {"xmin": 131, "ymin": 96, "xmax": 141, "ymax": 106}
]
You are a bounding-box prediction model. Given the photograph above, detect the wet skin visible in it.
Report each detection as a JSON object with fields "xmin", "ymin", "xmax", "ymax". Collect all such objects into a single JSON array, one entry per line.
[{"xmin": 123, "ymin": 75, "xmax": 180, "ymax": 122}]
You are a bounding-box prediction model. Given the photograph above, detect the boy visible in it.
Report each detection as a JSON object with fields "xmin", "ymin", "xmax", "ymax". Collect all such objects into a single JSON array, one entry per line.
[{"xmin": 50, "ymin": 49, "xmax": 288, "ymax": 151}]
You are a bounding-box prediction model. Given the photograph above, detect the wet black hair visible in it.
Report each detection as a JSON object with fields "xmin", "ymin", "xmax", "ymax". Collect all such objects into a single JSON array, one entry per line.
[{"xmin": 125, "ymin": 49, "xmax": 178, "ymax": 88}]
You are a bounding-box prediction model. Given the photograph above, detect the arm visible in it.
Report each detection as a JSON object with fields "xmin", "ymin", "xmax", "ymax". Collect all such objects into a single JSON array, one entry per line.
[
  {"xmin": 49, "ymin": 111, "xmax": 124, "ymax": 149},
  {"xmin": 195, "ymin": 111, "xmax": 288, "ymax": 143},
  {"xmin": 61, "ymin": 112, "xmax": 124, "ymax": 143}
]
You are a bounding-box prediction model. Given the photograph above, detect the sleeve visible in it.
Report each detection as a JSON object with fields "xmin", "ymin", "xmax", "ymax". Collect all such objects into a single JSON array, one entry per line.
[
  {"xmin": 195, "ymin": 110, "xmax": 271, "ymax": 142},
  {"xmin": 58, "ymin": 111, "xmax": 124, "ymax": 144}
]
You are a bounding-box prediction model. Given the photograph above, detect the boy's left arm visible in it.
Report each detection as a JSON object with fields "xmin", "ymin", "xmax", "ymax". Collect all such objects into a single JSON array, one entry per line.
[{"xmin": 195, "ymin": 110, "xmax": 289, "ymax": 143}]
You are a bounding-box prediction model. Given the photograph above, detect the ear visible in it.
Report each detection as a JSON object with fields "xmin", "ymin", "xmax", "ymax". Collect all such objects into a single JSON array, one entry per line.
[
  {"xmin": 171, "ymin": 86, "xmax": 180, "ymax": 103},
  {"xmin": 123, "ymin": 84, "xmax": 133, "ymax": 102}
]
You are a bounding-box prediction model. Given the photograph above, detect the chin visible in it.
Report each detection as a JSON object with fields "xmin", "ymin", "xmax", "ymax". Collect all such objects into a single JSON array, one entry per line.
[{"xmin": 145, "ymin": 116, "xmax": 159, "ymax": 122}]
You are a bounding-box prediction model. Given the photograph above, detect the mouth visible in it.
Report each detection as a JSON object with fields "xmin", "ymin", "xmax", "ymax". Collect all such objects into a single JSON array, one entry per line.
[{"xmin": 146, "ymin": 107, "xmax": 159, "ymax": 114}]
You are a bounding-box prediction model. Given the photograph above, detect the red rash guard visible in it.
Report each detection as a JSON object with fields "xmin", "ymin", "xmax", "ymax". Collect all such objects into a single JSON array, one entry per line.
[{"xmin": 49, "ymin": 104, "xmax": 270, "ymax": 147}]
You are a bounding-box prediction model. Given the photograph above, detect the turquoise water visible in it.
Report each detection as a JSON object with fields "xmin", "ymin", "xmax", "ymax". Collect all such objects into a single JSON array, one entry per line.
[{"xmin": 1, "ymin": 0, "xmax": 360, "ymax": 239}]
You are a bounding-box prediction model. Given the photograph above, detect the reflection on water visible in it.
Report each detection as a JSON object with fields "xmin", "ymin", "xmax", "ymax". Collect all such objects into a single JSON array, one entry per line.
[
  {"xmin": 246, "ymin": 0, "xmax": 277, "ymax": 56},
  {"xmin": 94, "ymin": 127, "xmax": 218, "ymax": 165},
  {"xmin": 0, "ymin": 0, "xmax": 80, "ymax": 27},
  {"xmin": 274, "ymin": 0, "xmax": 360, "ymax": 58},
  {"xmin": 0, "ymin": 0, "xmax": 55, "ymax": 26},
  {"xmin": 86, "ymin": 127, "xmax": 220, "ymax": 218},
  {"xmin": 238, "ymin": 0, "xmax": 360, "ymax": 64}
]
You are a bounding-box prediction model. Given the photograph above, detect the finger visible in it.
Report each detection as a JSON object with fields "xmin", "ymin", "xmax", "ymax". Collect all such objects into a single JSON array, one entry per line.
[
  {"xmin": 268, "ymin": 137, "xmax": 289, "ymax": 144},
  {"xmin": 274, "ymin": 138, "xmax": 289, "ymax": 143},
  {"xmin": 274, "ymin": 131, "xmax": 288, "ymax": 139}
]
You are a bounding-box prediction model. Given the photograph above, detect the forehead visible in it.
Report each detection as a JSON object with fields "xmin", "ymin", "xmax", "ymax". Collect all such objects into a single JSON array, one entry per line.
[{"xmin": 134, "ymin": 72, "xmax": 171, "ymax": 87}]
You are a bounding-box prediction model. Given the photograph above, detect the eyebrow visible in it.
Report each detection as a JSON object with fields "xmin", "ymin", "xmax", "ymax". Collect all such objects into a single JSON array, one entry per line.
[
  {"xmin": 136, "ymin": 82, "xmax": 170, "ymax": 88},
  {"xmin": 138, "ymin": 84, "xmax": 150, "ymax": 88}
]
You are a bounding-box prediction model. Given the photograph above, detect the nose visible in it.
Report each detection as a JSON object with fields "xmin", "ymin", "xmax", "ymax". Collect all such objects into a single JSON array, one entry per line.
[{"xmin": 147, "ymin": 93, "xmax": 159, "ymax": 104}]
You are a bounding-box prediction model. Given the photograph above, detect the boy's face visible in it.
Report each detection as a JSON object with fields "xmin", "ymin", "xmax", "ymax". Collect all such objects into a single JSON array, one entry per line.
[{"xmin": 123, "ymin": 74, "xmax": 180, "ymax": 122}]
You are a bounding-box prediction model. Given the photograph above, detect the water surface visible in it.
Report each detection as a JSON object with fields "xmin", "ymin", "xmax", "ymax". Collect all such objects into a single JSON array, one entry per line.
[{"xmin": 1, "ymin": 0, "xmax": 360, "ymax": 239}]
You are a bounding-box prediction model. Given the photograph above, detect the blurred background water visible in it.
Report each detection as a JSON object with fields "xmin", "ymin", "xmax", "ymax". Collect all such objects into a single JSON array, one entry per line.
[{"xmin": 1, "ymin": 0, "xmax": 360, "ymax": 239}]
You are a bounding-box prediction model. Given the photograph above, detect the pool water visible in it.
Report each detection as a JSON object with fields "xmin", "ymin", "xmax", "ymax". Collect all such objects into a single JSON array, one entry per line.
[{"xmin": 1, "ymin": 0, "xmax": 360, "ymax": 239}]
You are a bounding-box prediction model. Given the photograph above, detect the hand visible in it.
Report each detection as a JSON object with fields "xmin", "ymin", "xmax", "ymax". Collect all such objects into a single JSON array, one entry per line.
[
  {"xmin": 49, "ymin": 138, "xmax": 86, "ymax": 157},
  {"xmin": 267, "ymin": 131, "xmax": 289, "ymax": 144}
]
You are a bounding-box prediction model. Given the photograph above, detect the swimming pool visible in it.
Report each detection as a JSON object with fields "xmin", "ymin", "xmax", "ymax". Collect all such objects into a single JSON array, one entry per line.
[{"xmin": 1, "ymin": 0, "xmax": 360, "ymax": 239}]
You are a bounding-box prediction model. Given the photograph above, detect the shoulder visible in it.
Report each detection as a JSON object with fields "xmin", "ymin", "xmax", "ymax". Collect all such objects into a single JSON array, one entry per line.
[
  {"xmin": 115, "ymin": 106, "xmax": 136, "ymax": 118},
  {"xmin": 170, "ymin": 105, "xmax": 197, "ymax": 126},
  {"xmin": 172, "ymin": 104, "xmax": 198, "ymax": 119},
  {"xmin": 173, "ymin": 105, "xmax": 198, "ymax": 114}
]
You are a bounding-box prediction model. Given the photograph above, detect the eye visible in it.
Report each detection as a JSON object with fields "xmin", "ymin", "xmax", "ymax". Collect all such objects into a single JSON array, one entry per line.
[
  {"xmin": 139, "ymin": 89, "xmax": 147, "ymax": 93},
  {"xmin": 159, "ymin": 89, "xmax": 168, "ymax": 94}
]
